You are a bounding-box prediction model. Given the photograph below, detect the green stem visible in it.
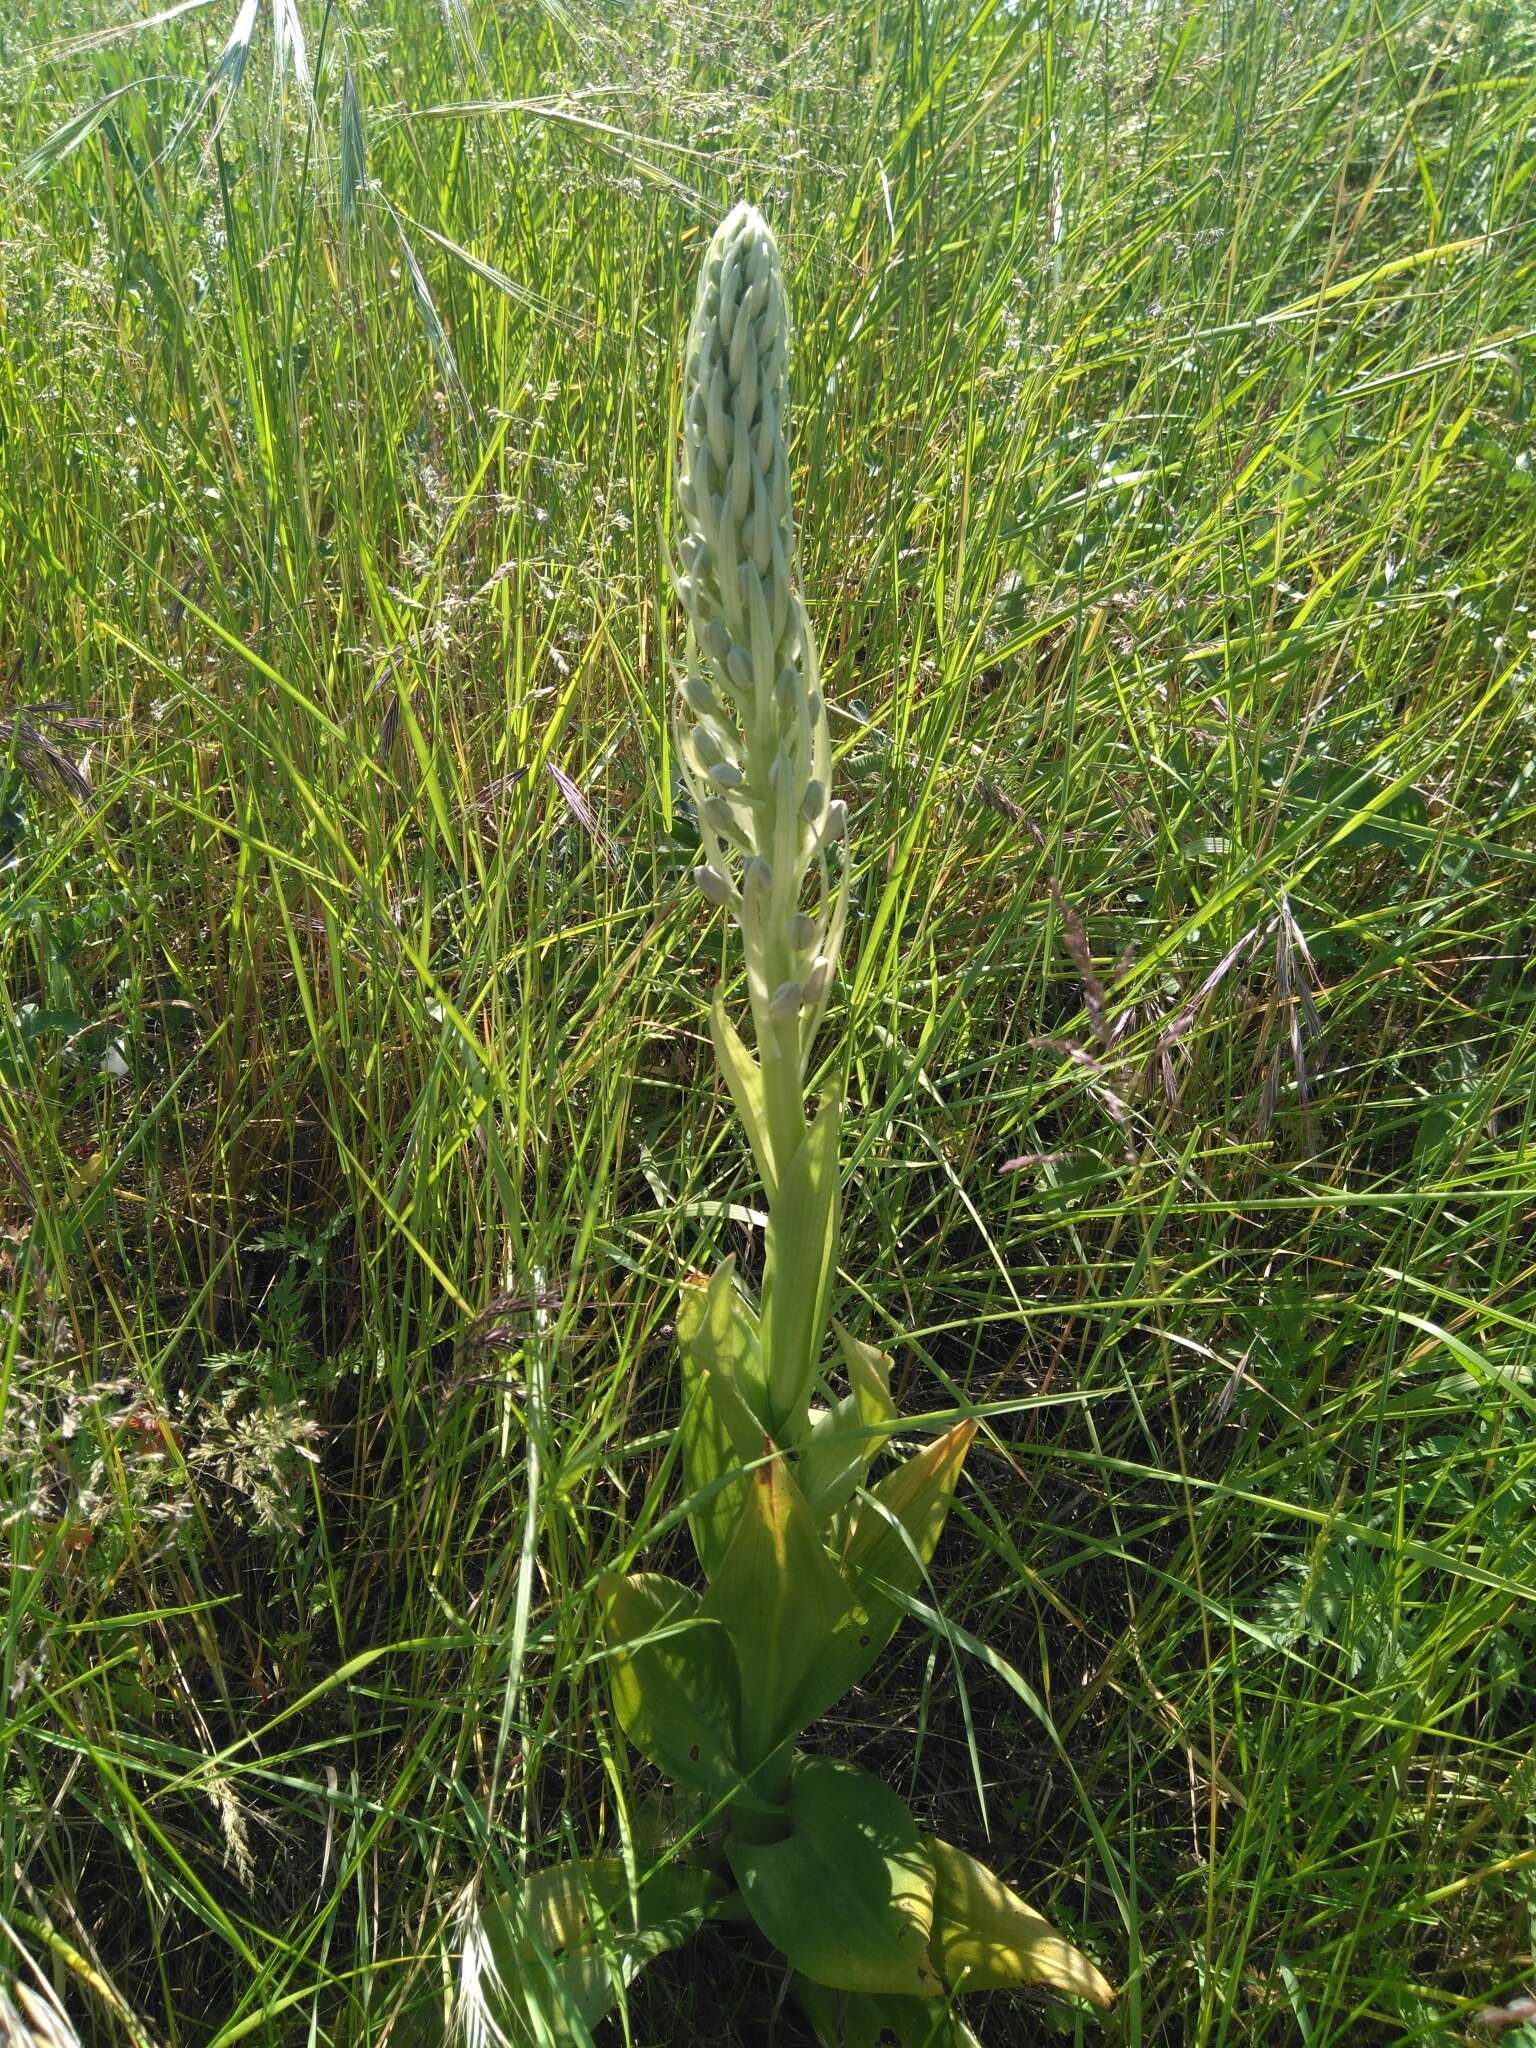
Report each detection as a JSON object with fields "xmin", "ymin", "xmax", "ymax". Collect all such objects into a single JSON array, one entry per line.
[{"xmin": 760, "ymin": 1007, "xmax": 806, "ymax": 1180}]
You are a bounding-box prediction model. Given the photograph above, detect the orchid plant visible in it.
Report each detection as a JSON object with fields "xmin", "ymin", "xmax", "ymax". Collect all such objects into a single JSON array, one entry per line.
[{"xmin": 464, "ymin": 203, "xmax": 1113, "ymax": 2048}]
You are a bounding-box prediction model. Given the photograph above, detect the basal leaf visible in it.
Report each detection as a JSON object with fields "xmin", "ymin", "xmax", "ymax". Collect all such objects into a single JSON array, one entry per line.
[
  {"xmin": 793, "ymin": 1977, "xmax": 977, "ymax": 2048},
  {"xmin": 600, "ymin": 1574, "xmax": 742, "ymax": 1804},
  {"xmin": 926, "ymin": 1835, "xmax": 1113, "ymax": 2008},
  {"xmin": 470, "ymin": 1857, "xmax": 721, "ymax": 2043},
  {"xmin": 728, "ymin": 1756, "xmax": 941, "ymax": 2000}
]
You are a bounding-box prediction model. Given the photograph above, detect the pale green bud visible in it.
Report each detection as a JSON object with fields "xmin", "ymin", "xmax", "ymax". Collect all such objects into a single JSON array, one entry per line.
[
  {"xmin": 701, "ymin": 795, "xmax": 749, "ymax": 846},
  {"xmin": 683, "ymin": 672, "xmax": 718, "ymax": 718},
  {"xmin": 695, "ymin": 864, "xmax": 735, "ymax": 907},
  {"xmin": 726, "ymin": 645, "xmax": 754, "ymax": 693},
  {"xmin": 690, "ymin": 722, "xmax": 725, "ymax": 768}
]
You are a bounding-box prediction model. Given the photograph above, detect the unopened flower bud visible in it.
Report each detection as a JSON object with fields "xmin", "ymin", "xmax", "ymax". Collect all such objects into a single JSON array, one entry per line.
[
  {"xmin": 790, "ymin": 912, "xmax": 818, "ymax": 951},
  {"xmin": 694, "ymin": 865, "xmax": 734, "ymax": 907},
  {"xmin": 690, "ymin": 723, "xmax": 724, "ymax": 768},
  {"xmin": 683, "ymin": 672, "xmax": 718, "ymax": 718},
  {"xmin": 768, "ymin": 979, "xmax": 803, "ymax": 1019},
  {"xmin": 822, "ymin": 799, "xmax": 848, "ymax": 843},
  {"xmin": 701, "ymin": 796, "xmax": 746, "ymax": 842},
  {"xmin": 802, "ymin": 955, "xmax": 832, "ymax": 1006},
  {"xmin": 726, "ymin": 645, "xmax": 754, "ymax": 692},
  {"xmin": 743, "ymin": 856, "xmax": 774, "ymax": 898},
  {"xmin": 707, "ymin": 759, "xmax": 745, "ymax": 791},
  {"xmin": 800, "ymin": 780, "xmax": 825, "ymax": 823}
]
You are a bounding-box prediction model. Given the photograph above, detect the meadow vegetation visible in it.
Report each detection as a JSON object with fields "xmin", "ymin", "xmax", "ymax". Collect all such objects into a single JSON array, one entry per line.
[{"xmin": 1, "ymin": 0, "xmax": 1535, "ymax": 2041}]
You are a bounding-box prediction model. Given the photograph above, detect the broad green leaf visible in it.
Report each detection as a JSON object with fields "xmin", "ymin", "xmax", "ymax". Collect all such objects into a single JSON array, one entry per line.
[
  {"xmin": 793, "ymin": 1977, "xmax": 977, "ymax": 2048},
  {"xmin": 680, "ymin": 1365, "xmax": 763, "ymax": 1583},
  {"xmin": 789, "ymin": 1419, "xmax": 978, "ymax": 1726},
  {"xmin": 471, "ymin": 1857, "xmax": 720, "ymax": 2043},
  {"xmin": 845, "ymin": 1418, "xmax": 978, "ymax": 1603},
  {"xmin": 711, "ymin": 992, "xmax": 778, "ymax": 1199},
  {"xmin": 516, "ymin": 1857, "xmax": 632, "ymax": 1951},
  {"xmin": 678, "ymin": 1256, "xmax": 768, "ymax": 1423},
  {"xmin": 926, "ymin": 1836, "xmax": 1113, "ymax": 2008},
  {"xmin": 678, "ymin": 1261, "xmax": 770, "ymax": 1576},
  {"xmin": 600, "ymin": 1574, "xmax": 742, "ymax": 1804},
  {"xmin": 728, "ymin": 1756, "xmax": 941, "ymax": 1999},
  {"xmin": 798, "ymin": 1326, "xmax": 898, "ymax": 1525},
  {"xmin": 761, "ymin": 1096, "xmax": 842, "ymax": 1440},
  {"xmin": 699, "ymin": 1454, "xmax": 859, "ymax": 1780},
  {"xmin": 835, "ymin": 1322, "xmax": 896, "ymax": 1421},
  {"xmin": 798, "ymin": 1394, "xmax": 870, "ymax": 1527}
]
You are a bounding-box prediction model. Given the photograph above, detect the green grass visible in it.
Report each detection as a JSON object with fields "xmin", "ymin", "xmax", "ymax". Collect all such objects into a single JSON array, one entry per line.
[{"xmin": 2, "ymin": 0, "xmax": 1535, "ymax": 2040}]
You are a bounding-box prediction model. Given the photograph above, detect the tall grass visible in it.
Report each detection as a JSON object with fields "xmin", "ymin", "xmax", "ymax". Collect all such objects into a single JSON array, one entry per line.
[{"xmin": 1, "ymin": 0, "xmax": 1534, "ymax": 2041}]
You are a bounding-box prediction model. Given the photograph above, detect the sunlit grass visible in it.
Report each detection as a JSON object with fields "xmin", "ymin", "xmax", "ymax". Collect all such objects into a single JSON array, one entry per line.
[{"xmin": 1, "ymin": 0, "xmax": 1534, "ymax": 2041}]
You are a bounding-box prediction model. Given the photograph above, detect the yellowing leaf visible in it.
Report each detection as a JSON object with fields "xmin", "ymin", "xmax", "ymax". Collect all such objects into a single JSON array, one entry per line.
[
  {"xmin": 845, "ymin": 1418, "xmax": 978, "ymax": 1591},
  {"xmin": 926, "ymin": 1836, "xmax": 1113, "ymax": 2008}
]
